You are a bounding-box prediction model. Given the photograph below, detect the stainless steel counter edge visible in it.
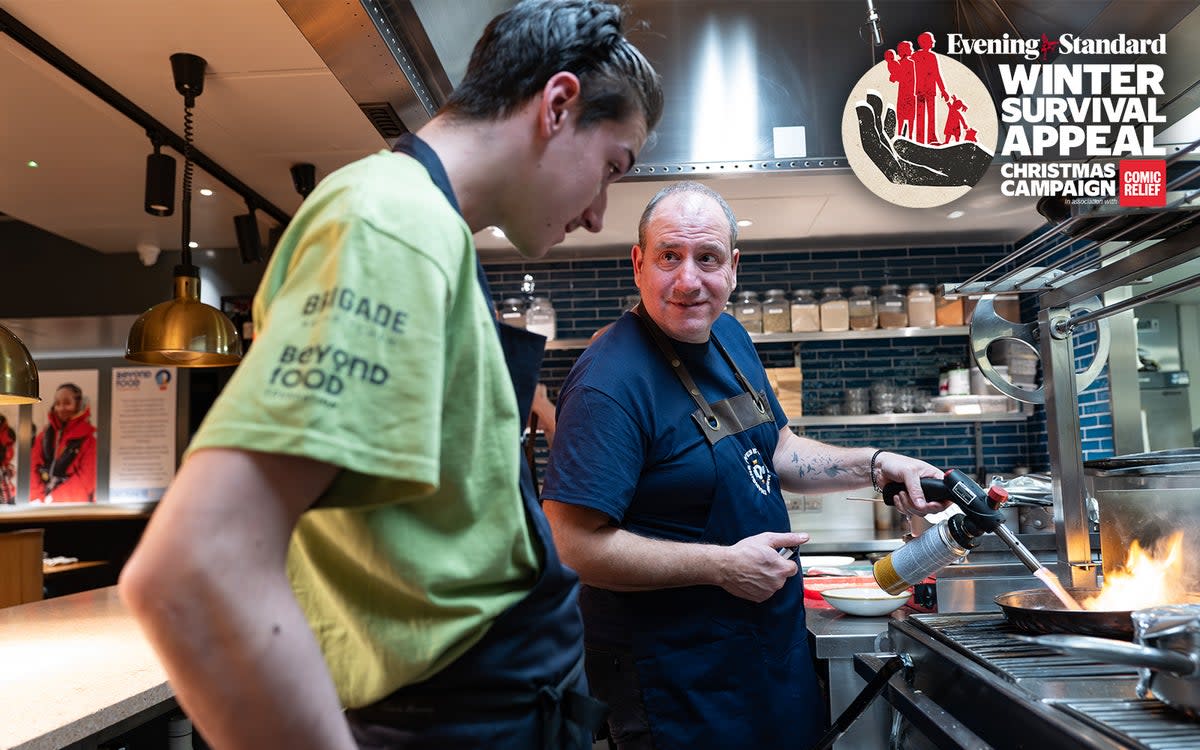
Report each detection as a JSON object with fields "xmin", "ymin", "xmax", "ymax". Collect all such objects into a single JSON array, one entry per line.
[{"xmin": 807, "ymin": 606, "xmax": 908, "ymax": 659}]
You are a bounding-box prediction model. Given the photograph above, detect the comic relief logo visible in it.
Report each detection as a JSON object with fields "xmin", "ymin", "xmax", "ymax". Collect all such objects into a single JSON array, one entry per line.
[
  {"xmin": 155, "ymin": 369, "xmax": 172, "ymax": 391},
  {"xmin": 842, "ymin": 31, "xmax": 998, "ymax": 208},
  {"xmin": 743, "ymin": 447, "xmax": 772, "ymax": 496}
]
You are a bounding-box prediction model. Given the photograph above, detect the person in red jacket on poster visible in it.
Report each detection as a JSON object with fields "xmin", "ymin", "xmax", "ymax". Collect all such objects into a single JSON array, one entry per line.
[
  {"xmin": 31, "ymin": 383, "xmax": 97, "ymax": 503},
  {"xmin": 0, "ymin": 414, "xmax": 15, "ymax": 504}
]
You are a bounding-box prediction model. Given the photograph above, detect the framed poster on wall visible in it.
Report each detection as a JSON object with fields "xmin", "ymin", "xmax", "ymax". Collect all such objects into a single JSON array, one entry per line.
[
  {"xmin": 108, "ymin": 366, "xmax": 177, "ymax": 503},
  {"xmin": 30, "ymin": 369, "xmax": 100, "ymax": 504},
  {"xmin": 0, "ymin": 404, "xmax": 19, "ymax": 505}
]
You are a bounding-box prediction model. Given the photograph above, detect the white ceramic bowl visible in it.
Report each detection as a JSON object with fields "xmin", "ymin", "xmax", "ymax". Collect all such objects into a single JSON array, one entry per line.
[{"xmin": 820, "ymin": 586, "xmax": 910, "ymax": 616}]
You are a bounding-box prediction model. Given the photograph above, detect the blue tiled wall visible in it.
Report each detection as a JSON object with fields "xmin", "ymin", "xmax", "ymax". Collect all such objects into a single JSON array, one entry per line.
[{"xmin": 486, "ymin": 243, "xmax": 1118, "ymax": 475}]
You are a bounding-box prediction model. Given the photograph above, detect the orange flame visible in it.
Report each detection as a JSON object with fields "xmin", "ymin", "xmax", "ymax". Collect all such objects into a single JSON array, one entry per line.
[{"xmin": 1082, "ymin": 531, "xmax": 1185, "ymax": 611}]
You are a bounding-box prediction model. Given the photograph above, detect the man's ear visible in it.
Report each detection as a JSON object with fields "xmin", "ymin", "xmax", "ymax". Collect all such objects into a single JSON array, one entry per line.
[
  {"xmin": 539, "ymin": 72, "xmax": 582, "ymax": 136},
  {"xmin": 631, "ymin": 244, "xmax": 644, "ymax": 286},
  {"xmin": 730, "ymin": 247, "xmax": 740, "ymax": 284}
]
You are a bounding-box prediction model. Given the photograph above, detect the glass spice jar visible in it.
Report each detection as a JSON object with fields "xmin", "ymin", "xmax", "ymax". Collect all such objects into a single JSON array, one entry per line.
[
  {"xmin": 790, "ymin": 289, "xmax": 820, "ymax": 332},
  {"xmin": 761, "ymin": 288, "xmax": 791, "ymax": 333},
  {"xmin": 848, "ymin": 285, "xmax": 878, "ymax": 331},
  {"xmin": 525, "ymin": 297, "xmax": 557, "ymax": 340},
  {"xmin": 499, "ymin": 297, "xmax": 527, "ymax": 329},
  {"xmin": 877, "ymin": 284, "xmax": 908, "ymax": 329},
  {"xmin": 936, "ymin": 290, "xmax": 964, "ymax": 326},
  {"xmin": 906, "ymin": 283, "xmax": 936, "ymax": 328},
  {"xmin": 819, "ymin": 287, "xmax": 849, "ymax": 332},
  {"xmin": 733, "ymin": 290, "xmax": 763, "ymax": 333}
]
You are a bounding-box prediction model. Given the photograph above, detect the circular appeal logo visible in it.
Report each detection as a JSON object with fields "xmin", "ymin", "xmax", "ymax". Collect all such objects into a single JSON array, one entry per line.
[{"xmin": 841, "ymin": 31, "xmax": 998, "ymax": 208}]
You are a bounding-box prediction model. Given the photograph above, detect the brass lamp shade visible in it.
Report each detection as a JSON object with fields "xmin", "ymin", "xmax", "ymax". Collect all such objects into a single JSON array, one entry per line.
[
  {"xmin": 0, "ymin": 324, "xmax": 39, "ymax": 404},
  {"xmin": 126, "ymin": 274, "xmax": 241, "ymax": 367}
]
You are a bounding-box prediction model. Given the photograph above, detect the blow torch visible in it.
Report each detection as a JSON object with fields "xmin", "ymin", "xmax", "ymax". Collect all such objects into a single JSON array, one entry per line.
[{"xmin": 872, "ymin": 469, "xmax": 1048, "ymax": 594}]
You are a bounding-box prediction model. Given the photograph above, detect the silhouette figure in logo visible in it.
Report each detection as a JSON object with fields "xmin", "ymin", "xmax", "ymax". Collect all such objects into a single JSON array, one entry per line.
[
  {"xmin": 943, "ymin": 95, "xmax": 969, "ymax": 144},
  {"xmin": 912, "ymin": 31, "xmax": 949, "ymax": 145},
  {"xmin": 855, "ymin": 92, "xmax": 990, "ymax": 187},
  {"xmin": 885, "ymin": 41, "xmax": 916, "ymax": 139}
]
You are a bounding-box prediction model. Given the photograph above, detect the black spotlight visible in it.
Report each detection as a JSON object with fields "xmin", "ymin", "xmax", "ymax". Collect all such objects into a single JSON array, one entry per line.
[
  {"xmin": 267, "ymin": 223, "xmax": 286, "ymax": 254},
  {"xmin": 144, "ymin": 141, "xmax": 176, "ymax": 216},
  {"xmin": 290, "ymin": 163, "xmax": 316, "ymax": 198},
  {"xmin": 234, "ymin": 210, "xmax": 264, "ymax": 263}
]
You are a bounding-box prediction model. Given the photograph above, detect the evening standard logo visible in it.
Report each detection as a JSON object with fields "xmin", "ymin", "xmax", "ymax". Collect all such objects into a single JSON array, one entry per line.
[
  {"xmin": 952, "ymin": 32, "xmax": 1168, "ymax": 207},
  {"xmin": 842, "ymin": 31, "xmax": 997, "ymax": 208},
  {"xmin": 743, "ymin": 447, "xmax": 772, "ymax": 496}
]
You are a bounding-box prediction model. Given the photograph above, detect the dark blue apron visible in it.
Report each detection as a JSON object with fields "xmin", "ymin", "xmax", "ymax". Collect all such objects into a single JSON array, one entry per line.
[
  {"xmin": 344, "ymin": 135, "xmax": 604, "ymax": 749},
  {"xmin": 601, "ymin": 307, "xmax": 824, "ymax": 750}
]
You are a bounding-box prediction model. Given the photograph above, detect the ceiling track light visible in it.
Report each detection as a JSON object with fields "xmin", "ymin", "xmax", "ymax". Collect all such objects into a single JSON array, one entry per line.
[
  {"xmin": 144, "ymin": 133, "xmax": 176, "ymax": 217},
  {"xmin": 290, "ymin": 162, "xmax": 316, "ymax": 198},
  {"xmin": 127, "ymin": 53, "xmax": 241, "ymax": 368},
  {"xmin": 234, "ymin": 206, "xmax": 265, "ymax": 264}
]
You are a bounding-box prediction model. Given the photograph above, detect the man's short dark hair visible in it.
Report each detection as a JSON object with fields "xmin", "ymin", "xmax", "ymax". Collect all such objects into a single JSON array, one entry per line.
[{"xmin": 442, "ymin": 0, "xmax": 663, "ymax": 132}]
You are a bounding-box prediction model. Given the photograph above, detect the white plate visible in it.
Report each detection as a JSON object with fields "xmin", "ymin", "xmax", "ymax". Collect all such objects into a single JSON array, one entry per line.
[{"xmin": 800, "ymin": 555, "xmax": 856, "ymax": 571}]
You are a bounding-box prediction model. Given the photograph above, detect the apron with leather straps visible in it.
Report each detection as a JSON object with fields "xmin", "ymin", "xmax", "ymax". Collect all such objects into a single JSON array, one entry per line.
[
  {"xmin": 612, "ymin": 305, "xmax": 824, "ymax": 750},
  {"xmin": 344, "ymin": 134, "xmax": 605, "ymax": 749}
]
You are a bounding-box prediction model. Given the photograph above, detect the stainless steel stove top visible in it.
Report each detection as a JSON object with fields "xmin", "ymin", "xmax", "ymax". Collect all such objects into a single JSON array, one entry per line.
[{"xmin": 866, "ymin": 613, "xmax": 1200, "ymax": 749}]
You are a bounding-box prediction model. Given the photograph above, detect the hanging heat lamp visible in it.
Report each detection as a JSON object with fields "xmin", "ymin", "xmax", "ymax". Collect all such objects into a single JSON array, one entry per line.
[
  {"xmin": 0, "ymin": 323, "xmax": 39, "ymax": 404},
  {"xmin": 127, "ymin": 53, "xmax": 241, "ymax": 367}
]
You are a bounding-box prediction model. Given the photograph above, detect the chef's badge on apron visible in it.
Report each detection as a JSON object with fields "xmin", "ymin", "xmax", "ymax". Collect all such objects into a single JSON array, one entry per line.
[{"xmin": 742, "ymin": 447, "xmax": 772, "ymax": 495}]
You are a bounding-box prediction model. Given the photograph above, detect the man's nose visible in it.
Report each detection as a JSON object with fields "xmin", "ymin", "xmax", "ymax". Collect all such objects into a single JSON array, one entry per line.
[
  {"xmin": 674, "ymin": 259, "xmax": 703, "ymax": 291},
  {"xmin": 578, "ymin": 188, "xmax": 608, "ymax": 234}
]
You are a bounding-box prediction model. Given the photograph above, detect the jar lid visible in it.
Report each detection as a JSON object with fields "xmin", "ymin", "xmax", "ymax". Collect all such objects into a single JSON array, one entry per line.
[
  {"xmin": 821, "ymin": 286, "xmax": 843, "ymax": 295},
  {"xmin": 793, "ymin": 288, "xmax": 815, "ymax": 298},
  {"xmin": 502, "ymin": 297, "xmax": 525, "ymax": 305},
  {"xmin": 879, "ymin": 283, "xmax": 901, "ymax": 293},
  {"xmin": 908, "ymin": 283, "xmax": 931, "ymax": 291},
  {"xmin": 764, "ymin": 288, "xmax": 786, "ymax": 296},
  {"xmin": 850, "ymin": 285, "xmax": 872, "ymax": 295},
  {"xmin": 737, "ymin": 290, "xmax": 759, "ymax": 301}
]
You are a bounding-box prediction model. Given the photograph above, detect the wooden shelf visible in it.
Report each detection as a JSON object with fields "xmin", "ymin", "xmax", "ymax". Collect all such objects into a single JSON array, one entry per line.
[
  {"xmin": 544, "ymin": 326, "xmax": 970, "ymax": 351},
  {"xmin": 751, "ymin": 326, "xmax": 969, "ymax": 343},
  {"xmin": 795, "ymin": 412, "xmax": 1027, "ymax": 427},
  {"xmin": 43, "ymin": 560, "xmax": 108, "ymax": 576}
]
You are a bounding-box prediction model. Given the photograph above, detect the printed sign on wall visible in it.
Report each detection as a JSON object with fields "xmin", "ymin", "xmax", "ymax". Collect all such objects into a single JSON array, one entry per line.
[
  {"xmin": 108, "ymin": 366, "xmax": 177, "ymax": 503},
  {"xmin": 0, "ymin": 405, "xmax": 20, "ymax": 505}
]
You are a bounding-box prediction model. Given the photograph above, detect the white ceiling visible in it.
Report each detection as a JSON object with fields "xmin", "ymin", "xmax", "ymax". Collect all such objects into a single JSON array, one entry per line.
[{"xmin": 0, "ymin": 0, "xmax": 1194, "ymax": 274}]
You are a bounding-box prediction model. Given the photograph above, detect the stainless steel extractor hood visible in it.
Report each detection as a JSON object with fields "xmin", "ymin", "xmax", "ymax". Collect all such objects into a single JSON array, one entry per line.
[{"xmin": 281, "ymin": 0, "xmax": 1200, "ymax": 176}]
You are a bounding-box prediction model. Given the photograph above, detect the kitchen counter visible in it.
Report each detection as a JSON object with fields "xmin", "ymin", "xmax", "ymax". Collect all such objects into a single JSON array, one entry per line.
[
  {"xmin": 0, "ymin": 502, "xmax": 155, "ymax": 523},
  {"xmin": 0, "ymin": 586, "xmax": 174, "ymax": 749},
  {"xmin": 795, "ymin": 523, "xmax": 905, "ymax": 554}
]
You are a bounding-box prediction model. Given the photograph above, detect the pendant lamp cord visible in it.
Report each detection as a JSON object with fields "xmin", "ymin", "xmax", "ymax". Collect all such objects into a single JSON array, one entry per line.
[{"xmin": 180, "ymin": 94, "xmax": 195, "ymax": 270}]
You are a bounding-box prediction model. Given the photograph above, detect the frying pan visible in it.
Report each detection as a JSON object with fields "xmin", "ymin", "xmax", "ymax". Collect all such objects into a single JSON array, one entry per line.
[{"xmin": 995, "ymin": 588, "xmax": 1136, "ymax": 640}]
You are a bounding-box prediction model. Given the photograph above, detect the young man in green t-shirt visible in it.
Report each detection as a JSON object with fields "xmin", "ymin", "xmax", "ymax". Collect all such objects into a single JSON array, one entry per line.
[{"xmin": 119, "ymin": 2, "xmax": 662, "ymax": 748}]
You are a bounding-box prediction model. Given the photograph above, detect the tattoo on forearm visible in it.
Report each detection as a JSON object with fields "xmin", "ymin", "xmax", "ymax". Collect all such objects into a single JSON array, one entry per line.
[{"xmin": 789, "ymin": 451, "xmax": 851, "ymax": 479}]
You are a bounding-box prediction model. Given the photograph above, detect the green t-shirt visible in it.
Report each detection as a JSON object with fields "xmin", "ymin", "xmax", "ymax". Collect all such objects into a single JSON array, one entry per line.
[{"xmin": 187, "ymin": 150, "xmax": 540, "ymax": 708}]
